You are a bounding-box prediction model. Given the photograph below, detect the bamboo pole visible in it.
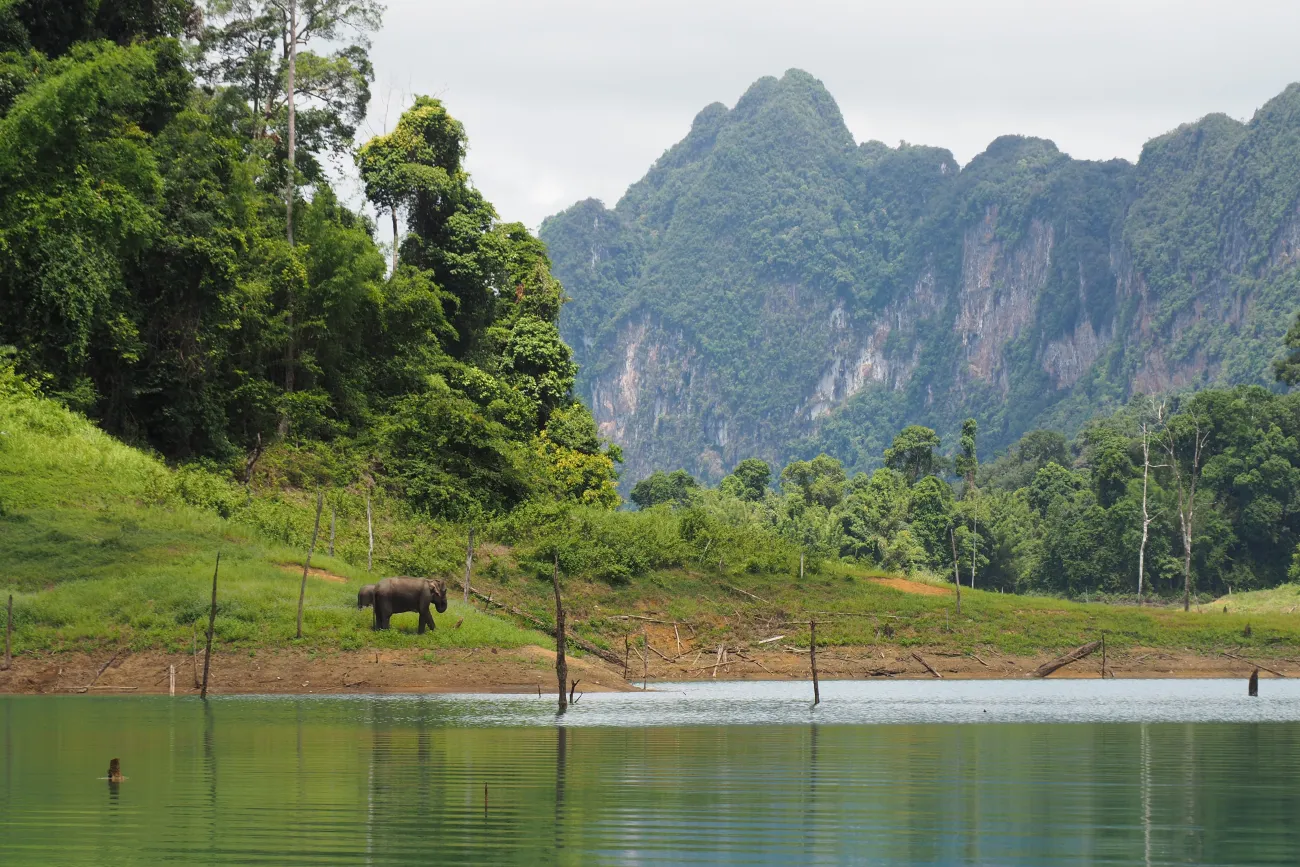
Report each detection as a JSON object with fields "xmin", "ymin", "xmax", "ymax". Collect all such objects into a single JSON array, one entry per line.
[
  {"xmin": 366, "ymin": 487, "xmax": 374, "ymax": 572},
  {"xmin": 552, "ymin": 554, "xmax": 567, "ymax": 712},
  {"xmin": 201, "ymin": 553, "xmax": 220, "ymax": 699},
  {"xmin": 3, "ymin": 593, "xmax": 11, "ymax": 671},
  {"xmin": 810, "ymin": 620, "xmax": 820, "ymax": 705},
  {"xmin": 296, "ymin": 491, "xmax": 324, "ymax": 639},
  {"xmin": 463, "ymin": 526, "xmax": 475, "ymax": 604},
  {"xmin": 169, "ymin": 664, "xmax": 175, "ymax": 697}
]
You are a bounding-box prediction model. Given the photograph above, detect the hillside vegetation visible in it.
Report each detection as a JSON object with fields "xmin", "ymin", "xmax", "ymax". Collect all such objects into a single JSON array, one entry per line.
[{"xmin": 4, "ymin": 371, "xmax": 1300, "ymax": 664}]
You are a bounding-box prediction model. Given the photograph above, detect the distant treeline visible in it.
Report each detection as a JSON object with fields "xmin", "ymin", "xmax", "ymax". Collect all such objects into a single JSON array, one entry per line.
[{"xmin": 631, "ymin": 378, "xmax": 1300, "ymax": 601}]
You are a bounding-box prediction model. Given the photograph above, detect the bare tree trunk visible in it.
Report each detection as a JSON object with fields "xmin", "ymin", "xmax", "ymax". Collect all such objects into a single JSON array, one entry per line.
[
  {"xmin": 970, "ymin": 515, "xmax": 977, "ymax": 589},
  {"xmin": 366, "ymin": 487, "xmax": 373, "ymax": 572},
  {"xmin": 391, "ymin": 209, "xmax": 399, "ymax": 273},
  {"xmin": 1139, "ymin": 422, "xmax": 1151, "ymax": 602},
  {"xmin": 296, "ymin": 491, "xmax": 324, "ymax": 639},
  {"xmin": 328, "ymin": 502, "xmax": 336, "ymax": 557},
  {"xmin": 552, "ymin": 554, "xmax": 567, "ymax": 712},
  {"xmin": 201, "ymin": 554, "xmax": 220, "ymax": 699},
  {"xmin": 285, "ymin": 0, "xmax": 297, "ymax": 247},
  {"xmin": 463, "ymin": 527, "xmax": 474, "ymax": 604},
  {"xmin": 279, "ymin": 0, "xmax": 298, "ymax": 438},
  {"xmin": 1166, "ymin": 420, "xmax": 1208, "ymax": 612},
  {"xmin": 949, "ymin": 527, "xmax": 961, "ymax": 616}
]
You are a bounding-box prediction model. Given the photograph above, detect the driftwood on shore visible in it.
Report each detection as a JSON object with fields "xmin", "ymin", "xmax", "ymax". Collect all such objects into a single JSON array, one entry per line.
[
  {"xmin": 1222, "ymin": 651, "xmax": 1288, "ymax": 678},
  {"xmin": 1033, "ymin": 640, "xmax": 1102, "ymax": 678},
  {"xmin": 912, "ymin": 651, "xmax": 942, "ymax": 679},
  {"xmin": 467, "ymin": 587, "xmax": 625, "ymax": 669}
]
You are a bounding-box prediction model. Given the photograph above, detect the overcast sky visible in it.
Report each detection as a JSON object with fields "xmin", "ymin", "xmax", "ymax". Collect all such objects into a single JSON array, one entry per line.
[{"xmin": 360, "ymin": 0, "xmax": 1300, "ymax": 230}]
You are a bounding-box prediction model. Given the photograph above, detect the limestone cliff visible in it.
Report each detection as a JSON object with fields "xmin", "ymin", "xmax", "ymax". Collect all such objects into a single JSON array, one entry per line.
[{"xmin": 541, "ymin": 71, "xmax": 1300, "ymax": 487}]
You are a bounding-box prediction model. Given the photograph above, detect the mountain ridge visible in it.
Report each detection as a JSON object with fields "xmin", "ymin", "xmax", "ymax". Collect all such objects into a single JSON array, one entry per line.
[{"xmin": 542, "ymin": 70, "xmax": 1300, "ymax": 488}]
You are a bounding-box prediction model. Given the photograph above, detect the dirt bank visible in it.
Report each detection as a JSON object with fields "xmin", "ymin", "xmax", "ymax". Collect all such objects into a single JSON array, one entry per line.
[
  {"xmin": 0, "ymin": 644, "xmax": 1292, "ymax": 695},
  {"xmin": 0, "ymin": 646, "xmax": 631, "ymax": 696}
]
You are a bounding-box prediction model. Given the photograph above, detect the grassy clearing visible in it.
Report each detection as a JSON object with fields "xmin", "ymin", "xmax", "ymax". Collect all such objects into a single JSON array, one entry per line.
[
  {"xmin": 0, "ymin": 385, "xmax": 545, "ymax": 655},
  {"xmin": 3, "ymin": 380, "xmax": 1300, "ymax": 662},
  {"xmin": 1216, "ymin": 584, "xmax": 1300, "ymax": 616}
]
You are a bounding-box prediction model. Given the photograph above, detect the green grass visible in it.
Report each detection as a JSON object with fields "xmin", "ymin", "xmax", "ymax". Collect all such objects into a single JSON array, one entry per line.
[
  {"xmin": 3, "ymin": 375, "xmax": 1299, "ymax": 662},
  {"xmin": 0, "ymin": 382, "xmax": 546, "ymax": 655},
  {"xmin": 1216, "ymin": 584, "xmax": 1300, "ymax": 616}
]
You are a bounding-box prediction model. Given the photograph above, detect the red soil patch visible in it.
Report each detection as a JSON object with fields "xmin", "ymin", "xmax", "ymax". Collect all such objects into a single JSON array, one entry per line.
[
  {"xmin": 870, "ymin": 576, "xmax": 951, "ymax": 596},
  {"xmin": 279, "ymin": 564, "xmax": 347, "ymax": 583}
]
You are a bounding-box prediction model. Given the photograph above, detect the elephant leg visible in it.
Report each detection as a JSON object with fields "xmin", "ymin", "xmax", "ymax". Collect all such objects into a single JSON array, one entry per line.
[
  {"xmin": 419, "ymin": 605, "xmax": 435, "ymax": 633},
  {"xmin": 374, "ymin": 599, "xmax": 390, "ymax": 631}
]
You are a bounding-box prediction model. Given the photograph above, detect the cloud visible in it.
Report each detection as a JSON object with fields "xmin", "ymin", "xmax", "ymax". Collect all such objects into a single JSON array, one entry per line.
[{"xmin": 366, "ymin": 0, "xmax": 1300, "ymax": 229}]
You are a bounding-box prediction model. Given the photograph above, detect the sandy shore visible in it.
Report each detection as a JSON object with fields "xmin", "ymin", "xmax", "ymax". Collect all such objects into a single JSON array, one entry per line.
[{"xmin": 0, "ymin": 644, "xmax": 1292, "ymax": 695}]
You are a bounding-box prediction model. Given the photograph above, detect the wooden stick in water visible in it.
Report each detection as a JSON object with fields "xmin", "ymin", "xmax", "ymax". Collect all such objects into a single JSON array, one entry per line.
[
  {"xmin": 169, "ymin": 664, "xmax": 175, "ymax": 697},
  {"xmin": 642, "ymin": 626, "xmax": 649, "ymax": 690},
  {"xmin": 552, "ymin": 554, "xmax": 567, "ymax": 712},
  {"xmin": 1249, "ymin": 668, "xmax": 1259, "ymax": 697},
  {"xmin": 201, "ymin": 552, "xmax": 220, "ymax": 699},
  {"xmin": 810, "ymin": 620, "xmax": 820, "ymax": 705}
]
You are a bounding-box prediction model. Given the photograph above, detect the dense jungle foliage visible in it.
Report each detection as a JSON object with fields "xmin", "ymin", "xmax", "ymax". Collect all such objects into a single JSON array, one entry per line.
[
  {"xmin": 628, "ymin": 380, "xmax": 1300, "ymax": 601},
  {"xmin": 5, "ymin": 7, "xmax": 1300, "ymax": 612},
  {"xmin": 542, "ymin": 70, "xmax": 1300, "ymax": 487},
  {"xmin": 0, "ymin": 0, "xmax": 620, "ymax": 520}
]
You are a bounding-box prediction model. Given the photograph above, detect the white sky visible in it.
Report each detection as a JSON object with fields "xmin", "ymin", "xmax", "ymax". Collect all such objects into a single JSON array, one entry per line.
[{"xmin": 360, "ymin": 0, "xmax": 1300, "ymax": 230}]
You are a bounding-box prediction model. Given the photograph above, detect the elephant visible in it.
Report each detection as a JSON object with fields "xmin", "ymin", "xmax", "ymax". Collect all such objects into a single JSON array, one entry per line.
[
  {"xmin": 371, "ymin": 576, "xmax": 448, "ymax": 633},
  {"xmin": 357, "ymin": 583, "xmax": 376, "ymax": 609}
]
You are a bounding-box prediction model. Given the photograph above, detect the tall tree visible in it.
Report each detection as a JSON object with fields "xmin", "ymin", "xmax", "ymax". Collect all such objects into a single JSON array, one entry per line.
[
  {"xmin": 1137, "ymin": 399, "xmax": 1166, "ymax": 602},
  {"xmin": 1165, "ymin": 413, "xmax": 1210, "ymax": 611},
  {"xmin": 1277, "ymin": 312, "xmax": 1300, "ymax": 386},
  {"xmin": 884, "ymin": 425, "xmax": 942, "ymax": 485},
  {"xmin": 955, "ymin": 418, "xmax": 979, "ymax": 586}
]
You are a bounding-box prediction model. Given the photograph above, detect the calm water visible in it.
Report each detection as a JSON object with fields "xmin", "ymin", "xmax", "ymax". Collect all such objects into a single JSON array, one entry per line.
[{"xmin": 3, "ymin": 680, "xmax": 1300, "ymax": 865}]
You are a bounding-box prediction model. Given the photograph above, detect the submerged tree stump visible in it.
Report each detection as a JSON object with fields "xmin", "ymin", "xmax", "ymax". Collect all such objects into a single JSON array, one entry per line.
[
  {"xmin": 107, "ymin": 758, "xmax": 123, "ymax": 783},
  {"xmin": 1249, "ymin": 668, "xmax": 1259, "ymax": 697}
]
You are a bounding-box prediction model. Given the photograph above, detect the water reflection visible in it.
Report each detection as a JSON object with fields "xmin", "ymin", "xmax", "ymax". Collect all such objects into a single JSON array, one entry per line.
[{"xmin": 1, "ymin": 683, "xmax": 1299, "ymax": 865}]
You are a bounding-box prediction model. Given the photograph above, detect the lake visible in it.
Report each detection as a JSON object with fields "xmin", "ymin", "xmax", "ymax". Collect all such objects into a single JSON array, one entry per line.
[{"xmin": 3, "ymin": 679, "xmax": 1300, "ymax": 865}]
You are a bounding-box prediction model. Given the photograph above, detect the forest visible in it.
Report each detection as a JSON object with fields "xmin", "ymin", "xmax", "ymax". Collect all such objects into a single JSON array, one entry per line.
[
  {"xmin": 0, "ymin": 0, "xmax": 621, "ymax": 522},
  {"xmin": 3, "ymin": 2, "xmax": 1300, "ymax": 609},
  {"xmin": 631, "ymin": 370, "xmax": 1300, "ymax": 603}
]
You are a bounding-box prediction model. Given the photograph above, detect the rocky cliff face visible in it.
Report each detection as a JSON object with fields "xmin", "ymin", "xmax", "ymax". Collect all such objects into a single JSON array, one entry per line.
[{"xmin": 541, "ymin": 71, "xmax": 1300, "ymax": 487}]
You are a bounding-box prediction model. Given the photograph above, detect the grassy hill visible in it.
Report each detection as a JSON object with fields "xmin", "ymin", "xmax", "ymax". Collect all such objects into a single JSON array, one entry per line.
[{"xmin": 3, "ymin": 372, "xmax": 1300, "ymax": 670}]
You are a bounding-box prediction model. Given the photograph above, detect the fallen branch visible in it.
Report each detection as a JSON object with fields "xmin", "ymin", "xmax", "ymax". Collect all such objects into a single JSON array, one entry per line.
[
  {"xmin": 468, "ymin": 588, "xmax": 623, "ymax": 667},
  {"xmin": 1221, "ymin": 651, "xmax": 1288, "ymax": 678},
  {"xmin": 968, "ymin": 653, "xmax": 991, "ymax": 668},
  {"xmin": 711, "ymin": 644, "xmax": 725, "ymax": 678},
  {"xmin": 755, "ymin": 635, "xmax": 785, "ymax": 645},
  {"xmin": 911, "ymin": 652, "xmax": 942, "ymax": 679},
  {"xmin": 1033, "ymin": 640, "xmax": 1103, "ymax": 678},
  {"xmin": 612, "ymin": 615, "xmax": 674, "ymax": 624},
  {"xmin": 721, "ymin": 583, "xmax": 769, "ymax": 605},
  {"xmin": 731, "ymin": 651, "xmax": 773, "ymax": 674},
  {"xmin": 86, "ymin": 648, "xmax": 125, "ymax": 690},
  {"xmin": 343, "ymin": 680, "xmax": 368, "ymax": 688}
]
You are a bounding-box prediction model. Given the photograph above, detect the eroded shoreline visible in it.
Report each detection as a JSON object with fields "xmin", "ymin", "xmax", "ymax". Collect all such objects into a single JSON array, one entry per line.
[{"xmin": 0, "ymin": 644, "xmax": 1291, "ymax": 695}]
